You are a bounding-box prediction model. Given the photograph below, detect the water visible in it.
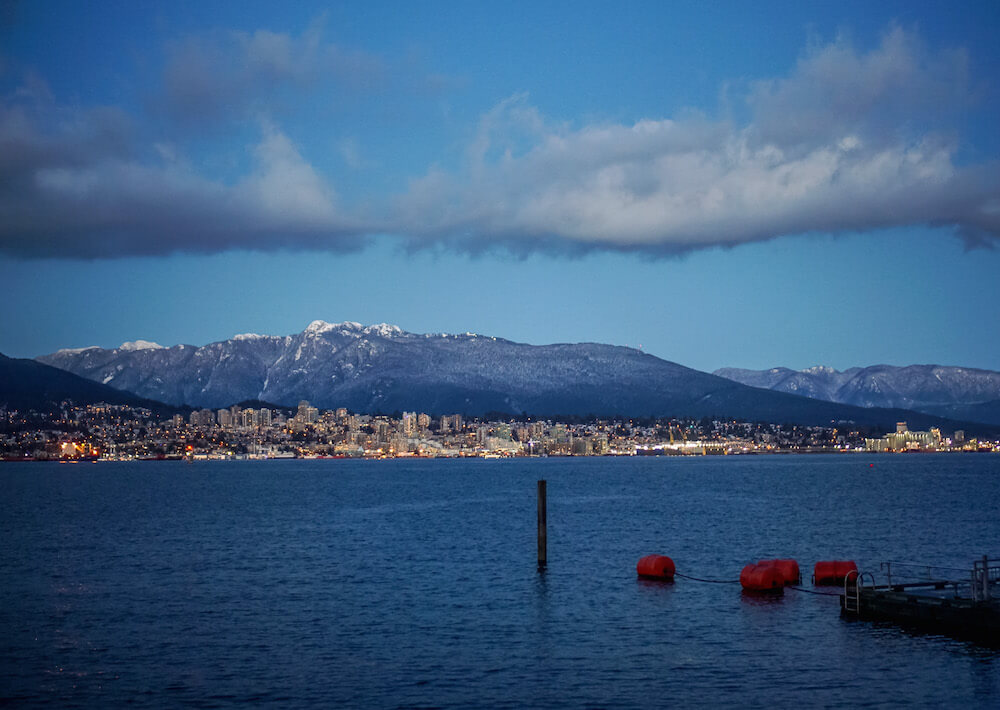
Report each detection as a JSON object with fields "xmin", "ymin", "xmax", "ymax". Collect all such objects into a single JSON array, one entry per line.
[{"xmin": 2, "ymin": 454, "xmax": 999, "ymax": 708}]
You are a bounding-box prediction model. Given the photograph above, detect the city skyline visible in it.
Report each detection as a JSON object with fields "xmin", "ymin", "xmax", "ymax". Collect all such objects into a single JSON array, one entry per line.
[{"xmin": 2, "ymin": 1, "xmax": 999, "ymax": 372}]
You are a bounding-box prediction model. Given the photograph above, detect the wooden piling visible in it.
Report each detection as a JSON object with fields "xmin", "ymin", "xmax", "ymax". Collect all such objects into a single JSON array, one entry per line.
[{"xmin": 537, "ymin": 479, "xmax": 547, "ymax": 568}]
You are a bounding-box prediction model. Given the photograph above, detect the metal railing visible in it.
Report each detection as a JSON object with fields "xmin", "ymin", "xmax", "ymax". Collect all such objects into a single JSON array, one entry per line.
[
  {"xmin": 873, "ymin": 556, "xmax": 1000, "ymax": 602},
  {"xmin": 843, "ymin": 570, "xmax": 875, "ymax": 613},
  {"xmin": 971, "ymin": 555, "xmax": 1000, "ymax": 603}
]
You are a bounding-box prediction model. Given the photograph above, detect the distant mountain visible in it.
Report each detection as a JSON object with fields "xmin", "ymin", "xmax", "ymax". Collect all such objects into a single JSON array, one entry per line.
[
  {"xmin": 0, "ymin": 351, "xmax": 172, "ymax": 413},
  {"xmin": 714, "ymin": 364, "xmax": 1000, "ymax": 426},
  {"xmin": 33, "ymin": 322, "xmax": 1000, "ymax": 435}
]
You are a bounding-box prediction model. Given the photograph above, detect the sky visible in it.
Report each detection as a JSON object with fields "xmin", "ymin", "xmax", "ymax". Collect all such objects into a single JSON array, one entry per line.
[{"xmin": 1, "ymin": 0, "xmax": 999, "ymax": 373}]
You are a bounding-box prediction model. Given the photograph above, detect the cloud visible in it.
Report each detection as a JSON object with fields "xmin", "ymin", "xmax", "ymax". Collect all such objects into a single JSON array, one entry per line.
[
  {"xmin": 158, "ymin": 19, "xmax": 428, "ymax": 127},
  {"xmin": 394, "ymin": 27, "xmax": 999, "ymax": 254},
  {"xmin": 1, "ymin": 24, "xmax": 997, "ymax": 259},
  {"xmin": 0, "ymin": 86, "xmax": 362, "ymax": 257},
  {"xmin": 748, "ymin": 26, "xmax": 972, "ymax": 149}
]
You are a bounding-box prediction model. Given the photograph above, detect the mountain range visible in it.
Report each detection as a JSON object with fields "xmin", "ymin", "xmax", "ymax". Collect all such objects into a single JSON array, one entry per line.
[
  {"xmin": 714, "ymin": 365, "xmax": 1000, "ymax": 426},
  {"xmin": 28, "ymin": 321, "xmax": 1000, "ymax": 434},
  {"xmin": 0, "ymin": 352, "xmax": 172, "ymax": 413}
]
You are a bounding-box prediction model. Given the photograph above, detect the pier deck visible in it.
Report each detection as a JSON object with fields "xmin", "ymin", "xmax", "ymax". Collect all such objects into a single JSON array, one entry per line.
[{"xmin": 840, "ymin": 559, "xmax": 1000, "ymax": 645}]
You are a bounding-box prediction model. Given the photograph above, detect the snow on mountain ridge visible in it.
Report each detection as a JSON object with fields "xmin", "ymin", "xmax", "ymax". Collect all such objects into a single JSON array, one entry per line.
[
  {"xmin": 304, "ymin": 320, "xmax": 335, "ymax": 334},
  {"xmin": 304, "ymin": 320, "xmax": 398, "ymax": 337},
  {"xmin": 363, "ymin": 323, "xmax": 403, "ymax": 338},
  {"xmin": 119, "ymin": 340, "xmax": 164, "ymax": 351},
  {"xmin": 715, "ymin": 363, "xmax": 1000, "ymax": 426},
  {"xmin": 33, "ymin": 330, "xmax": 1000, "ymax": 428},
  {"xmin": 801, "ymin": 365, "xmax": 838, "ymax": 375}
]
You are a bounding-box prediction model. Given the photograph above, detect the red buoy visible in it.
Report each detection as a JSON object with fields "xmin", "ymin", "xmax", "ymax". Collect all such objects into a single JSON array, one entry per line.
[
  {"xmin": 636, "ymin": 554, "xmax": 675, "ymax": 580},
  {"xmin": 740, "ymin": 563, "xmax": 784, "ymax": 593},
  {"xmin": 758, "ymin": 559, "xmax": 800, "ymax": 585},
  {"xmin": 813, "ymin": 560, "xmax": 858, "ymax": 585}
]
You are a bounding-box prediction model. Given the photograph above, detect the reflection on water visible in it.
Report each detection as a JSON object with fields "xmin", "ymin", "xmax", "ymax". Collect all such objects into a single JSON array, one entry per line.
[{"xmin": 1, "ymin": 454, "xmax": 999, "ymax": 707}]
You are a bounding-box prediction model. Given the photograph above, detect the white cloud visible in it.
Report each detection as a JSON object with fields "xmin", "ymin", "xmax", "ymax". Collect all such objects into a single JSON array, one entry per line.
[
  {"xmin": 0, "ymin": 100, "xmax": 359, "ymax": 257},
  {"xmin": 239, "ymin": 121, "xmax": 339, "ymax": 226},
  {"xmin": 392, "ymin": 27, "xmax": 999, "ymax": 253},
  {"xmin": 748, "ymin": 26, "xmax": 971, "ymax": 149},
  {"xmin": 1, "ymin": 24, "xmax": 997, "ymax": 259}
]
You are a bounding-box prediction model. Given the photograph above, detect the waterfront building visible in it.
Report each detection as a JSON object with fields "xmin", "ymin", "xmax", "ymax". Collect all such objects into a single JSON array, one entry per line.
[
  {"xmin": 867, "ymin": 422, "xmax": 943, "ymax": 451},
  {"xmin": 390, "ymin": 434, "xmax": 409, "ymax": 454}
]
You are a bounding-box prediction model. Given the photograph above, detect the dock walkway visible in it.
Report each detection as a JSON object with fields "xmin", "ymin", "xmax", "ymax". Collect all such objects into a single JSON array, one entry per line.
[{"xmin": 840, "ymin": 557, "xmax": 1000, "ymax": 644}]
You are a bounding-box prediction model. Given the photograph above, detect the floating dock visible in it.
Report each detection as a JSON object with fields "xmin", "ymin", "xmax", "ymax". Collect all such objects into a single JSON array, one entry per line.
[{"xmin": 840, "ymin": 557, "xmax": 1000, "ymax": 644}]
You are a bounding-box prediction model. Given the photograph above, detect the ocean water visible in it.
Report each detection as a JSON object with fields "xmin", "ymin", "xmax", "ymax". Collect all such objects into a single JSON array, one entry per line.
[{"xmin": 1, "ymin": 454, "xmax": 998, "ymax": 708}]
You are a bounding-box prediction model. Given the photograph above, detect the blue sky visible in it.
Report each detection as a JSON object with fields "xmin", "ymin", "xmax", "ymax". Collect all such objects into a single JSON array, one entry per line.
[{"xmin": 1, "ymin": 1, "xmax": 998, "ymax": 372}]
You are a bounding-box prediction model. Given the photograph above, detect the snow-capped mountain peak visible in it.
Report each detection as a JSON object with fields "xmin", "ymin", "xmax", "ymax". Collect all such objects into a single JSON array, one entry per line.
[
  {"xmin": 303, "ymin": 320, "xmax": 377, "ymax": 337},
  {"xmin": 119, "ymin": 340, "xmax": 164, "ymax": 352},
  {"xmin": 363, "ymin": 323, "xmax": 403, "ymax": 338},
  {"xmin": 33, "ymin": 323, "xmax": 1000, "ymax": 427},
  {"xmin": 801, "ymin": 365, "xmax": 839, "ymax": 375},
  {"xmin": 304, "ymin": 320, "xmax": 335, "ymax": 335}
]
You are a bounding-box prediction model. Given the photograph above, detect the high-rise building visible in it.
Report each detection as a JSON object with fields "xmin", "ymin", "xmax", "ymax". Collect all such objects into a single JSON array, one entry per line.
[
  {"xmin": 297, "ymin": 400, "xmax": 318, "ymax": 424},
  {"xmin": 190, "ymin": 409, "xmax": 215, "ymax": 427},
  {"xmin": 402, "ymin": 412, "xmax": 416, "ymax": 436}
]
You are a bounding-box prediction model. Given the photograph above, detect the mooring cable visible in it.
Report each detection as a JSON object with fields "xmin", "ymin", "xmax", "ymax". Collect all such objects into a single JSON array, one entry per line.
[
  {"xmin": 671, "ymin": 573, "xmax": 844, "ymax": 596},
  {"xmin": 673, "ymin": 572, "xmax": 741, "ymax": 584},
  {"xmin": 786, "ymin": 585, "xmax": 842, "ymax": 597}
]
